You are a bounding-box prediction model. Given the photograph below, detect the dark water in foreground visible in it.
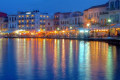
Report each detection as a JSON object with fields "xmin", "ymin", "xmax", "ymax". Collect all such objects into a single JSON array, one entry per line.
[{"xmin": 0, "ymin": 38, "xmax": 120, "ymax": 80}]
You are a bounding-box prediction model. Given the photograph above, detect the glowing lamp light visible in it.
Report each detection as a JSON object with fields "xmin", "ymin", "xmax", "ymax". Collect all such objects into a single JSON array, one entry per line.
[
  {"xmin": 85, "ymin": 30, "xmax": 89, "ymax": 33},
  {"xmin": 87, "ymin": 23, "xmax": 90, "ymax": 27},
  {"xmin": 108, "ymin": 19, "xmax": 111, "ymax": 23},
  {"xmin": 62, "ymin": 31, "xmax": 65, "ymax": 33},
  {"xmin": 57, "ymin": 28, "xmax": 60, "ymax": 31},
  {"xmin": 70, "ymin": 27, "xmax": 72, "ymax": 29},
  {"xmin": 38, "ymin": 29, "xmax": 40, "ymax": 32},
  {"xmin": 54, "ymin": 31, "xmax": 57, "ymax": 33},
  {"xmin": 80, "ymin": 30, "xmax": 84, "ymax": 33}
]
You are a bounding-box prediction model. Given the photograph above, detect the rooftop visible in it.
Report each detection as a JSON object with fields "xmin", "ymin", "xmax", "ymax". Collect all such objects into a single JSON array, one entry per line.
[{"xmin": 84, "ymin": 2, "xmax": 109, "ymax": 11}]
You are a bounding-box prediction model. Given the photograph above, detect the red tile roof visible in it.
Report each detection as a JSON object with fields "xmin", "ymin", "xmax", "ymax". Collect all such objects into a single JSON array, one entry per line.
[
  {"xmin": 84, "ymin": 2, "xmax": 109, "ymax": 11},
  {"xmin": 0, "ymin": 12, "xmax": 7, "ymax": 17}
]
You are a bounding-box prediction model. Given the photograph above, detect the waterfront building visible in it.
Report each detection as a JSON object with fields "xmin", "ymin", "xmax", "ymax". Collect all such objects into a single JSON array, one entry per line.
[
  {"xmin": 0, "ymin": 12, "xmax": 8, "ymax": 32},
  {"xmin": 45, "ymin": 17, "xmax": 54, "ymax": 31},
  {"xmin": 99, "ymin": 0, "xmax": 120, "ymax": 26},
  {"xmin": 54, "ymin": 12, "xmax": 61, "ymax": 30},
  {"xmin": 108, "ymin": 0, "xmax": 120, "ymax": 24},
  {"xmin": 54, "ymin": 12, "xmax": 83, "ymax": 30},
  {"xmin": 8, "ymin": 15, "xmax": 18, "ymax": 31},
  {"xmin": 18, "ymin": 10, "xmax": 50, "ymax": 31},
  {"xmin": 83, "ymin": 3, "xmax": 108, "ymax": 28}
]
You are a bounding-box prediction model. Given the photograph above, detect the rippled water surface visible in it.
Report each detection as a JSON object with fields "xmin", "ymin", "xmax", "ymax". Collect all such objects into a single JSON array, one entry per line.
[{"xmin": 0, "ymin": 38, "xmax": 120, "ymax": 80}]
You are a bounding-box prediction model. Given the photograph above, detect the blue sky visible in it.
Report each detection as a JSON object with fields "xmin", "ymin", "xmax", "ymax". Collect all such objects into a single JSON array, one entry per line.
[{"xmin": 0, "ymin": 0, "xmax": 108, "ymax": 14}]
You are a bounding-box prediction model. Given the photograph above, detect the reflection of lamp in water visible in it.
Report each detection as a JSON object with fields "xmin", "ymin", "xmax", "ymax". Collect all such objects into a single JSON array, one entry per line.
[{"xmin": 108, "ymin": 19, "xmax": 111, "ymax": 37}]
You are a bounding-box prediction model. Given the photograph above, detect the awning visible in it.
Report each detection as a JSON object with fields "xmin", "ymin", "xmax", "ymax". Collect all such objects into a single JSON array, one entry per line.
[
  {"xmin": 2, "ymin": 30, "xmax": 15, "ymax": 33},
  {"xmin": 111, "ymin": 24, "xmax": 120, "ymax": 29}
]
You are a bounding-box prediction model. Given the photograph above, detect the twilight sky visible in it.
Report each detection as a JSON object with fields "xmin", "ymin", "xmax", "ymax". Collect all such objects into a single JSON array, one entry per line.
[{"xmin": 0, "ymin": 0, "xmax": 108, "ymax": 15}]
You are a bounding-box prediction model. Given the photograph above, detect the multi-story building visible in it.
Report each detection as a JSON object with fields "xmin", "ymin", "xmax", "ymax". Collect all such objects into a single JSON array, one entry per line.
[
  {"xmin": 99, "ymin": 0, "xmax": 120, "ymax": 26},
  {"xmin": 0, "ymin": 12, "xmax": 8, "ymax": 32},
  {"xmin": 8, "ymin": 10, "xmax": 53, "ymax": 32},
  {"xmin": 54, "ymin": 12, "xmax": 61, "ymax": 30},
  {"xmin": 109, "ymin": 0, "xmax": 120, "ymax": 24},
  {"xmin": 54, "ymin": 11, "xmax": 83, "ymax": 30},
  {"xmin": 18, "ymin": 10, "xmax": 50, "ymax": 31},
  {"xmin": 8, "ymin": 15, "xmax": 18, "ymax": 31},
  {"xmin": 45, "ymin": 18, "xmax": 54, "ymax": 31},
  {"xmin": 83, "ymin": 3, "xmax": 108, "ymax": 28}
]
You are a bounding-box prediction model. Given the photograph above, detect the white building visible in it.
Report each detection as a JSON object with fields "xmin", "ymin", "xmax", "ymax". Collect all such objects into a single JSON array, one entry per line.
[
  {"xmin": 58, "ymin": 11, "xmax": 83, "ymax": 30},
  {"xmin": 8, "ymin": 15, "xmax": 18, "ymax": 31},
  {"xmin": 17, "ymin": 10, "xmax": 50, "ymax": 31},
  {"xmin": 45, "ymin": 18, "xmax": 54, "ymax": 31},
  {"xmin": 99, "ymin": 0, "xmax": 120, "ymax": 26}
]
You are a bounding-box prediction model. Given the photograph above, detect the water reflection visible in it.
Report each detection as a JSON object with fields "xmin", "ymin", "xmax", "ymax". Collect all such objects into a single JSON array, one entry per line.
[{"xmin": 0, "ymin": 38, "xmax": 119, "ymax": 80}]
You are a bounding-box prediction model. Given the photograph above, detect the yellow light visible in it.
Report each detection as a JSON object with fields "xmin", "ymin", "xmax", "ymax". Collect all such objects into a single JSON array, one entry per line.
[
  {"xmin": 31, "ymin": 20, "xmax": 34, "ymax": 22},
  {"xmin": 40, "ymin": 20, "xmax": 42, "ymax": 22},
  {"xmin": 31, "ymin": 15, "xmax": 34, "ymax": 17},
  {"xmin": 19, "ymin": 15, "xmax": 21, "ymax": 18},
  {"xmin": 26, "ymin": 15, "xmax": 29, "ymax": 17},
  {"xmin": 22, "ymin": 15, "xmax": 24, "ymax": 17},
  {"xmin": 40, "ymin": 15, "xmax": 43, "ymax": 17},
  {"xmin": 19, "ymin": 20, "xmax": 21, "ymax": 23},
  {"xmin": 22, "ymin": 20, "xmax": 24, "ymax": 22},
  {"xmin": 26, "ymin": 20, "xmax": 29, "ymax": 22},
  {"xmin": 54, "ymin": 31, "xmax": 57, "ymax": 33},
  {"xmin": 32, "ymin": 25, "xmax": 34, "ymax": 27},
  {"xmin": 87, "ymin": 23, "xmax": 90, "ymax": 27},
  {"xmin": 62, "ymin": 31, "xmax": 65, "ymax": 33}
]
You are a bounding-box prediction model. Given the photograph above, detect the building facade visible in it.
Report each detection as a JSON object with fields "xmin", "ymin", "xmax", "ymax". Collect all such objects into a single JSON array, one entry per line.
[
  {"xmin": 0, "ymin": 12, "xmax": 8, "ymax": 32},
  {"xmin": 83, "ymin": 3, "xmax": 108, "ymax": 28},
  {"xmin": 54, "ymin": 12, "xmax": 83, "ymax": 30},
  {"xmin": 18, "ymin": 10, "xmax": 50, "ymax": 31},
  {"xmin": 8, "ymin": 15, "xmax": 18, "ymax": 31}
]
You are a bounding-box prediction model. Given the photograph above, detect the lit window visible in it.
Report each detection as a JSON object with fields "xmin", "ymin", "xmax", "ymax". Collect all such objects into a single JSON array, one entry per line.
[
  {"xmin": 22, "ymin": 20, "xmax": 24, "ymax": 22},
  {"xmin": 19, "ymin": 15, "xmax": 21, "ymax": 18},
  {"xmin": 22, "ymin": 25, "xmax": 24, "ymax": 27},
  {"xmin": 26, "ymin": 20, "xmax": 29, "ymax": 22},
  {"xmin": 19, "ymin": 20, "xmax": 21, "ymax": 23},
  {"xmin": 31, "ymin": 15, "xmax": 34, "ymax": 17},
  {"xmin": 47, "ymin": 16, "xmax": 49, "ymax": 18},
  {"xmin": 40, "ymin": 25, "xmax": 42, "ymax": 27},
  {"xmin": 26, "ymin": 15, "xmax": 29, "ymax": 17},
  {"xmin": 40, "ymin": 20, "xmax": 42, "ymax": 22},
  {"xmin": 40, "ymin": 15, "xmax": 43, "ymax": 17},
  {"xmin": 19, "ymin": 25, "xmax": 21, "ymax": 27},
  {"xmin": 32, "ymin": 25, "xmax": 34, "ymax": 27},
  {"xmin": 22, "ymin": 15, "xmax": 24, "ymax": 17},
  {"xmin": 31, "ymin": 20, "xmax": 34, "ymax": 22},
  {"xmin": 43, "ymin": 16, "xmax": 45, "ymax": 18},
  {"xmin": 26, "ymin": 25, "xmax": 29, "ymax": 27},
  {"xmin": 43, "ymin": 20, "xmax": 45, "ymax": 22}
]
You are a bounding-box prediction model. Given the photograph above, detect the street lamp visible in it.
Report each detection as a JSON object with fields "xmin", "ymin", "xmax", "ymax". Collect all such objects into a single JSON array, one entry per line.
[
  {"xmin": 87, "ymin": 23, "xmax": 90, "ymax": 28},
  {"xmin": 108, "ymin": 19, "xmax": 111, "ymax": 37}
]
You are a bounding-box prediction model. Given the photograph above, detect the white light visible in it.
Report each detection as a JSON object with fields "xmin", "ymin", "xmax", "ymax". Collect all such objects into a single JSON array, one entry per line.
[
  {"xmin": 38, "ymin": 29, "xmax": 40, "ymax": 32},
  {"xmin": 85, "ymin": 30, "xmax": 89, "ymax": 33},
  {"xmin": 26, "ymin": 12, "xmax": 31, "ymax": 14},
  {"xmin": 80, "ymin": 30, "xmax": 84, "ymax": 33}
]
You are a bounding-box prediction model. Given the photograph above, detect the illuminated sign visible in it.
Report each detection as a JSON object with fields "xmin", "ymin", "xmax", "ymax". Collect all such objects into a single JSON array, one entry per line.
[{"xmin": 26, "ymin": 12, "xmax": 31, "ymax": 14}]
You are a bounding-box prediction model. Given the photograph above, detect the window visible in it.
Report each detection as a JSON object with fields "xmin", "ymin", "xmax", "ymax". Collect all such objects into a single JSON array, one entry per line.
[
  {"xmin": 22, "ymin": 15, "xmax": 24, "ymax": 17},
  {"xmin": 31, "ymin": 15, "xmax": 34, "ymax": 17},
  {"xmin": 40, "ymin": 15, "xmax": 43, "ymax": 17},
  {"xmin": 26, "ymin": 15, "xmax": 29, "ymax": 17},
  {"xmin": 110, "ymin": 2, "xmax": 115, "ymax": 10}
]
